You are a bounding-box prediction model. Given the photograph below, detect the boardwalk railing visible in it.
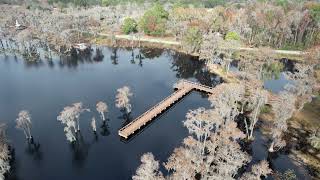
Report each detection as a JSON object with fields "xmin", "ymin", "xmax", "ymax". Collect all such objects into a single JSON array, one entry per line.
[{"xmin": 118, "ymin": 80, "xmax": 215, "ymax": 139}]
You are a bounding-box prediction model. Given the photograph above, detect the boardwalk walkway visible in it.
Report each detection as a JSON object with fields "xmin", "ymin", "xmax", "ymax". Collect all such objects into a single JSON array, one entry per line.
[{"xmin": 118, "ymin": 80, "xmax": 215, "ymax": 139}]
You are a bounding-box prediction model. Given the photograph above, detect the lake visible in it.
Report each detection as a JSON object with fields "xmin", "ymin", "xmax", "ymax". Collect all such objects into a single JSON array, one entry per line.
[
  {"xmin": 0, "ymin": 46, "xmax": 310, "ymax": 179},
  {"xmin": 0, "ymin": 46, "xmax": 219, "ymax": 180}
]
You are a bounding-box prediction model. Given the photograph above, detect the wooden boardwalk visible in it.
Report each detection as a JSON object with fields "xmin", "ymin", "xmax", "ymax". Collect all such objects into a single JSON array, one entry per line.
[{"xmin": 118, "ymin": 80, "xmax": 215, "ymax": 139}]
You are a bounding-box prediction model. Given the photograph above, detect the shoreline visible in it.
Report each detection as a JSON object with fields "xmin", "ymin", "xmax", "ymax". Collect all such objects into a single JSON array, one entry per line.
[{"xmin": 96, "ymin": 33, "xmax": 306, "ymax": 62}]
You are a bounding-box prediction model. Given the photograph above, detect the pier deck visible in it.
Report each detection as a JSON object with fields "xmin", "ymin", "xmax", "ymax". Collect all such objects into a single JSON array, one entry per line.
[{"xmin": 118, "ymin": 80, "xmax": 215, "ymax": 139}]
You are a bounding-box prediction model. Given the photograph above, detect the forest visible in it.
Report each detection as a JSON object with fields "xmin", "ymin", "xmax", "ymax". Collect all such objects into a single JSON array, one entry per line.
[
  {"xmin": 0, "ymin": 0, "xmax": 319, "ymax": 180},
  {"xmin": 0, "ymin": 0, "xmax": 319, "ymax": 54}
]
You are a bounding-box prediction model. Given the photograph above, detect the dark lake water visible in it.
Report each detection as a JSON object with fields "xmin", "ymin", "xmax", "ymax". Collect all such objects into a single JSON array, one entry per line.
[
  {"xmin": 0, "ymin": 47, "xmax": 219, "ymax": 180},
  {"xmin": 0, "ymin": 47, "xmax": 310, "ymax": 179},
  {"xmin": 263, "ymin": 59, "xmax": 295, "ymax": 94}
]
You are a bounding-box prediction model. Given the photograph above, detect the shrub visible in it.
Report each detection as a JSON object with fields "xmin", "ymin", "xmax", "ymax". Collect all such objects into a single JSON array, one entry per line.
[
  {"xmin": 305, "ymin": 2, "xmax": 320, "ymax": 23},
  {"xmin": 204, "ymin": 0, "xmax": 226, "ymax": 8},
  {"xmin": 74, "ymin": 0, "xmax": 88, "ymax": 7},
  {"xmin": 122, "ymin": 18, "xmax": 138, "ymax": 35},
  {"xmin": 182, "ymin": 27, "xmax": 203, "ymax": 53},
  {"xmin": 101, "ymin": 0, "xmax": 116, "ymax": 6},
  {"xmin": 309, "ymin": 130, "xmax": 320, "ymax": 150},
  {"xmin": 275, "ymin": 0, "xmax": 289, "ymax": 8},
  {"xmin": 260, "ymin": 105, "xmax": 271, "ymax": 114},
  {"xmin": 225, "ymin": 31, "xmax": 241, "ymax": 41},
  {"xmin": 275, "ymin": 169, "xmax": 297, "ymax": 180},
  {"xmin": 139, "ymin": 4, "xmax": 169, "ymax": 36}
]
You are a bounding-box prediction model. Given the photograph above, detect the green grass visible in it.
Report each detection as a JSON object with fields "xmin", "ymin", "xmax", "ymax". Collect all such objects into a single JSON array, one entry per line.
[
  {"xmin": 260, "ymin": 105, "xmax": 272, "ymax": 114},
  {"xmin": 280, "ymin": 43, "xmax": 307, "ymax": 51}
]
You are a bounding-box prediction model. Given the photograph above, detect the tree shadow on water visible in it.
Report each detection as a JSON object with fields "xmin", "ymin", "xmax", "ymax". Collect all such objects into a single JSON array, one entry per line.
[
  {"xmin": 70, "ymin": 132, "xmax": 90, "ymax": 169},
  {"xmin": 130, "ymin": 50, "xmax": 135, "ymax": 64},
  {"xmin": 135, "ymin": 50, "xmax": 144, "ymax": 67},
  {"xmin": 93, "ymin": 48, "xmax": 104, "ymax": 62},
  {"xmin": 110, "ymin": 47, "xmax": 119, "ymax": 65},
  {"xmin": 100, "ymin": 120, "xmax": 111, "ymax": 137},
  {"xmin": 25, "ymin": 138, "xmax": 43, "ymax": 162},
  {"xmin": 118, "ymin": 109, "xmax": 133, "ymax": 128}
]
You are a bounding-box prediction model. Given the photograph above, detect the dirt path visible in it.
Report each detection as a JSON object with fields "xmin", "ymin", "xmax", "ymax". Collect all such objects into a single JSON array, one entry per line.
[
  {"xmin": 237, "ymin": 47, "xmax": 303, "ymax": 55},
  {"xmin": 98, "ymin": 33, "xmax": 305, "ymax": 60},
  {"xmin": 99, "ymin": 33, "xmax": 180, "ymax": 46}
]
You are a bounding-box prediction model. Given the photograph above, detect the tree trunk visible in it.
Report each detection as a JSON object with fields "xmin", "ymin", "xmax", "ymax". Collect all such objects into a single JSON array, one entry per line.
[
  {"xmin": 309, "ymin": 28, "xmax": 315, "ymax": 45},
  {"xmin": 202, "ymin": 134, "xmax": 207, "ymax": 155},
  {"xmin": 226, "ymin": 62, "xmax": 230, "ymax": 74},
  {"xmin": 27, "ymin": 127, "xmax": 32, "ymax": 139},
  {"xmin": 297, "ymin": 19, "xmax": 310, "ymax": 44},
  {"xmin": 249, "ymin": 102, "xmax": 261, "ymax": 139},
  {"xmin": 131, "ymin": 33, "xmax": 134, "ymax": 49},
  {"xmin": 244, "ymin": 117, "xmax": 249, "ymax": 139},
  {"xmin": 294, "ymin": 27, "xmax": 298, "ymax": 45},
  {"xmin": 249, "ymin": 124, "xmax": 254, "ymax": 139},
  {"xmin": 101, "ymin": 112, "xmax": 105, "ymax": 121},
  {"xmin": 0, "ymin": 39, "xmax": 4, "ymax": 49},
  {"xmin": 268, "ymin": 141, "xmax": 275, "ymax": 152},
  {"xmin": 23, "ymin": 129, "xmax": 28, "ymax": 139},
  {"xmin": 77, "ymin": 119, "xmax": 80, "ymax": 131}
]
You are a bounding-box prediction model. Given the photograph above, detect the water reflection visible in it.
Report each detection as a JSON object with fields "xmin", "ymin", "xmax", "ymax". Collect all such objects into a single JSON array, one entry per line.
[
  {"xmin": 47, "ymin": 59, "xmax": 54, "ymax": 68},
  {"xmin": 231, "ymin": 58, "xmax": 296, "ymax": 93},
  {"xmin": 7, "ymin": 149, "xmax": 20, "ymax": 180},
  {"xmin": 110, "ymin": 48, "xmax": 119, "ymax": 65},
  {"xmin": 0, "ymin": 46, "xmax": 237, "ymax": 180},
  {"xmin": 118, "ymin": 110, "xmax": 133, "ymax": 128},
  {"xmin": 248, "ymin": 129, "xmax": 310, "ymax": 179},
  {"xmin": 23, "ymin": 59, "xmax": 45, "ymax": 68},
  {"xmin": 170, "ymin": 51, "xmax": 222, "ymax": 87},
  {"xmin": 140, "ymin": 48, "xmax": 163, "ymax": 59},
  {"xmin": 136, "ymin": 50, "xmax": 144, "ymax": 67},
  {"xmin": 100, "ymin": 121, "xmax": 110, "ymax": 137},
  {"xmin": 2, "ymin": 46, "xmax": 221, "ymax": 89},
  {"xmin": 25, "ymin": 140, "xmax": 42, "ymax": 162},
  {"xmin": 280, "ymin": 58, "xmax": 295, "ymax": 72},
  {"xmin": 93, "ymin": 48, "xmax": 104, "ymax": 62},
  {"xmin": 261, "ymin": 61, "xmax": 284, "ymax": 80},
  {"xmin": 70, "ymin": 132, "xmax": 90, "ymax": 169},
  {"xmin": 60, "ymin": 48, "xmax": 95, "ymax": 68},
  {"xmin": 263, "ymin": 59, "xmax": 295, "ymax": 93},
  {"xmin": 130, "ymin": 50, "xmax": 135, "ymax": 64},
  {"xmin": 7, "ymin": 46, "xmax": 223, "ymax": 88}
]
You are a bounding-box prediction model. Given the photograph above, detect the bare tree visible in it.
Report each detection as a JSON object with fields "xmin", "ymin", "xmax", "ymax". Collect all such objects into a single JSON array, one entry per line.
[
  {"xmin": 204, "ymin": 121, "xmax": 250, "ymax": 179},
  {"xmin": 57, "ymin": 102, "xmax": 90, "ymax": 142},
  {"xmin": 199, "ymin": 32, "xmax": 222, "ymax": 62},
  {"xmin": 91, "ymin": 117, "xmax": 97, "ymax": 133},
  {"xmin": 200, "ymin": 31, "xmax": 240, "ymax": 74},
  {"xmin": 57, "ymin": 105, "xmax": 77, "ymax": 142},
  {"xmin": 16, "ymin": 110, "xmax": 32, "ymax": 140},
  {"xmin": 245, "ymin": 88, "xmax": 268, "ymax": 139},
  {"xmin": 96, "ymin": 101, "xmax": 108, "ymax": 122},
  {"xmin": 269, "ymin": 92, "xmax": 296, "ymax": 152},
  {"xmin": 219, "ymin": 39, "xmax": 240, "ymax": 74},
  {"xmin": 73, "ymin": 102, "xmax": 90, "ymax": 132},
  {"xmin": 115, "ymin": 86, "xmax": 133, "ymax": 113},
  {"xmin": 240, "ymin": 160, "xmax": 272, "ymax": 180},
  {"xmin": 164, "ymin": 137, "xmax": 201, "ymax": 180},
  {"xmin": 184, "ymin": 108, "xmax": 223, "ymax": 155},
  {"xmin": 308, "ymin": 129, "xmax": 320, "ymax": 150},
  {"xmin": 0, "ymin": 124, "xmax": 10, "ymax": 180},
  {"xmin": 133, "ymin": 152, "xmax": 164, "ymax": 180},
  {"xmin": 209, "ymin": 83, "xmax": 245, "ymax": 124},
  {"xmin": 284, "ymin": 64, "xmax": 316, "ymax": 110},
  {"xmin": 137, "ymin": 99, "xmax": 274, "ymax": 179},
  {"xmin": 165, "ymin": 121, "xmax": 250, "ymax": 179}
]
